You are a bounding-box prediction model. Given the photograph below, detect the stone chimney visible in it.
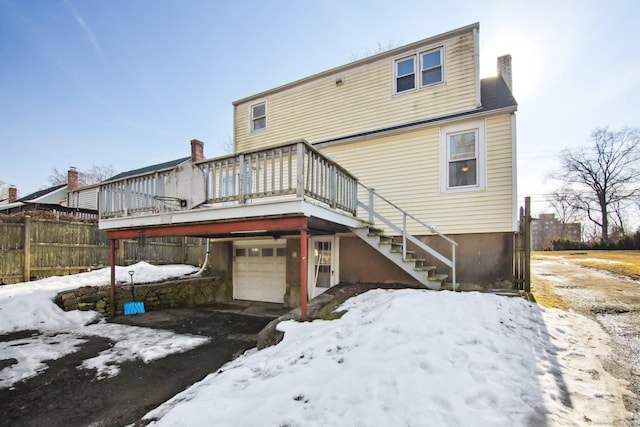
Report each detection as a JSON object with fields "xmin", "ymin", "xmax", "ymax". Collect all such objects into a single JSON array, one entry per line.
[
  {"xmin": 190, "ymin": 139, "xmax": 205, "ymax": 162},
  {"xmin": 8, "ymin": 186, "xmax": 17, "ymax": 203},
  {"xmin": 67, "ymin": 167, "xmax": 79, "ymax": 192},
  {"xmin": 497, "ymin": 54, "xmax": 513, "ymax": 93}
]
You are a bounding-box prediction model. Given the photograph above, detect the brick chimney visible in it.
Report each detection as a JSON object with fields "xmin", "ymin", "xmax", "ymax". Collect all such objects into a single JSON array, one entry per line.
[
  {"xmin": 190, "ymin": 139, "xmax": 205, "ymax": 162},
  {"xmin": 8, "ymin": 186, "xmax": 17, "ymax": 203},
  {"xmin": 497, "ymin": 54, "xmax": 513, "ymax": 93},
  {"xmin": 67, "ymin": 167, "xmax": 79, "ymax": 192}
]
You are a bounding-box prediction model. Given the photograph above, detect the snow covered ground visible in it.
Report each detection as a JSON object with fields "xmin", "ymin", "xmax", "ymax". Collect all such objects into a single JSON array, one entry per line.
[
  {"xmin": 0, "ymin": 262, "xmax": 209, "ymax": 388},
  {"xmin": 1, "ymin": 265, "xmax": 633, "ymax": 426},
  {"xmin": 144, "ymin": 289, "xmax": 632, "ymax": 427}
]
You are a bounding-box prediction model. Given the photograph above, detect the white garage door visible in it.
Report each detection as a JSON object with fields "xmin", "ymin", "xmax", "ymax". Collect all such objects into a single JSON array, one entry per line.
[{"xmin": 233, "ymin": 242, "xmax": 286, "ymax": 303}]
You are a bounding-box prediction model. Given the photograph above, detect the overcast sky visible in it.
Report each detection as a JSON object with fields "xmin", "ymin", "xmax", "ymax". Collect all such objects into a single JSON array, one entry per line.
[{"xmin": 1, "ymin": 0, "xmax": 638, "ymax": 217}]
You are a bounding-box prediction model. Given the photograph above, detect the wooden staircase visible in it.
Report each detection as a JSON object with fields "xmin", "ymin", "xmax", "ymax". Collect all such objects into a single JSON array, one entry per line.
[
  {"xmin": 354, "ymin": 183, "xmax": 458, "ymax": 291},
  {"xmin": 351, "ymin": 226, "xmax": 448, "ymax": 290}
]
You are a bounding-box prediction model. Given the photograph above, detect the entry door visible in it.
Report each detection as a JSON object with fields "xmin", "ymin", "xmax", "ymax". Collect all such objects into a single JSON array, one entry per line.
[{"xmin": 308, "ymin": 236, "xmax": 339, "ymax": 298}]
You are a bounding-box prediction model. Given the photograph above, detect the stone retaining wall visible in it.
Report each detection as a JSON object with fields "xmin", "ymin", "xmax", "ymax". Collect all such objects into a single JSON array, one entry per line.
[{"xmin": 55, "ymin": 274, "xmax": 232, "ymax": 315}]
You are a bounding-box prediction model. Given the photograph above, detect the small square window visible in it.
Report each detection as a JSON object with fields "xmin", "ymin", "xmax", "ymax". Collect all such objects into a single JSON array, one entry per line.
[
  {"xmin": 251, "ymin": 102, "xmax": 266, "ymax": 131},
  {"xmin": 235, "ymin": 248, "xmax": 246, "ymax": 257},
  {"xmin": 262, "ymin": 248, "xmax": 274, "ymax": 257},
  {"xmin": 276, "ymin": 248, "xmax": 286, "ymax": 257}
]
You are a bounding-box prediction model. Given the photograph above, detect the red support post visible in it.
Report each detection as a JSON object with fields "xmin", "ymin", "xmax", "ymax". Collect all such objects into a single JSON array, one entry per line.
[
  {"xmin": 300, "ymin": 228, "xmax": 308, "ymax": 321},
  {"xmin": 109, "ymin": 239, "xmax": 116, "ymax": 317}
]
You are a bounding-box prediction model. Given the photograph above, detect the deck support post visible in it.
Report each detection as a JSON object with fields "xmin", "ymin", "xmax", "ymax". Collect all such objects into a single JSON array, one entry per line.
[
  {"xmin": 300, "ymin": 227, "xmax": 308, "ymax": 321},
  {"xmin": 109, "ymin": 239, "xmax": 116, "ymax": 317}
]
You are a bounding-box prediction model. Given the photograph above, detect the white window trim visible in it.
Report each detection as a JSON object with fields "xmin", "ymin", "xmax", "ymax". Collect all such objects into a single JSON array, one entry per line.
[
  {"xmin": 393, "ymin": 55, "xmax": 417, "ymax": 95},
  {"xmin": 420, "ymin": 46, "xmax": 444, "ymax": 88},
  {"xmin": 392, "ymin": 43, "xmax": 446, "ymax": 96},
  {"xmin": 440, "ymin": 120, "xmax": 486, "ymax": 193},
  {"xmin": 249, "ymin": 100, "xmax": 267, "ymax": 133}
]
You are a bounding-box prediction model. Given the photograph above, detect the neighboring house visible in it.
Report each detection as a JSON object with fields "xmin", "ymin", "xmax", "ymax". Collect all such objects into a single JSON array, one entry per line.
[
  {"xmin": 1, "ymin": 169, "xmax": 99, "ymax": 219},
  {"xmin": 98, "ymin": 23, "xmax": 518, "ymax": 315},
  {"xmin": 0, "ymin": 183, "xmax": 73, "ymax": 216},
  {"xmin": 2, "ymin": 141, "xmax": 201, "ymax": 219},
  {"xmin": 531, "ymin": 213, "xmax": 582, "ymax": 250}
]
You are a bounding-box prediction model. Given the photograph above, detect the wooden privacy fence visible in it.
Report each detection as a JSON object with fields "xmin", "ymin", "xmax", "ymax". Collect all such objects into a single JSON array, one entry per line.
[
  {"xmin": 514, "ymin": 197, "xmax": 532, "ymax": 292},
  {"xmin": 0, "ymin": 216, "xmax": 206, "ymax": 285}
]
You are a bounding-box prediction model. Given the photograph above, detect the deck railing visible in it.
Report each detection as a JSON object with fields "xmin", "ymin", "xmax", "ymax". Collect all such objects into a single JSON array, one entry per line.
[
  {"xmin": 99, "ymin": 141, "xmax": 358, "ymax": 219},
  {"xmin": 357, "ymin": 183, "xmax": 458, "ymax": 287}
]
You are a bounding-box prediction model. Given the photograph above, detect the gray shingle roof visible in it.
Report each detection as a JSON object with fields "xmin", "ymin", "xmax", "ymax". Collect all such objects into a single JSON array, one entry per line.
[
  {"xmin": 105, "ymin": 157, "xmax": 191, "ymax": 182},
  {"xmin": 479, "ymin": 76, "xmax": 517, "ymax": 111},
  {"xmin": 18, "ymin": 184, "xmax": 67, "ymax": 202}
]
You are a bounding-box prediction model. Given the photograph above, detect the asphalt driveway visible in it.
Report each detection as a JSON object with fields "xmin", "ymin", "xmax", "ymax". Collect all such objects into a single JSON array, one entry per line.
[{"xmin": 0, "ymin": 302, "xmax": 288, "ymax": 427}]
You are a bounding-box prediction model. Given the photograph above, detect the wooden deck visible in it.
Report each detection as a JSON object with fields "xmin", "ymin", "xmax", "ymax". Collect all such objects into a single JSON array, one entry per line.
[{"xmin": 99, "ymin": 140, "xmax": 365, "ymax": 238}]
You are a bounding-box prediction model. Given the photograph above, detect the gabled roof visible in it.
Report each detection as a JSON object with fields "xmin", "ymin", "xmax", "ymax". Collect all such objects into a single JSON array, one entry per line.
[
  {"xmin": 106, "ymin": 157, "xmax": 191, "ymax": 182},
  {"xmin": 233, "ymin": 22, "xmax": 480, "ymax": 106},
  {"xmin": 18, "ymin": 184, "xmax": 67, "ymax": 202}
]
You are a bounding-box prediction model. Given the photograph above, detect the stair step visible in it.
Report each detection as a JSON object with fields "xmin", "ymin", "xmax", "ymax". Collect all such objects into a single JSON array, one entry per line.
[
  {"xmin": 367, "ymin": 227, "xmax": 385, "ymax": 235},
  {"xmin": 414, "ymin": 265, "xmax": 436, "ymax": 272},
  {"xmin": 378, "ymin": 236, "xmax": 402, "ymax": 246},
  {"xmin": 428, "ymin": 274, "xmax": 448, "ymax": 283},
  {"xmin": 390, "ymin": 249, "xmax": 414, "ymax": 256}
]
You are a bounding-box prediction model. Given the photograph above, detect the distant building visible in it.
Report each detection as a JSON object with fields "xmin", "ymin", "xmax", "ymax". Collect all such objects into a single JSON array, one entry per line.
[{"xmin": 531, "ymin": 213, "xmax": 581, "ymax": 250}]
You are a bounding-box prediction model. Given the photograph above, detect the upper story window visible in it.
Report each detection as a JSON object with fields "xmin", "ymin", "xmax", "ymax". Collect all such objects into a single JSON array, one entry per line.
[
  {"xmin": 250, "ymin": 101, "xmax": 266, "ymax": 131},
  {"xmin": 394, "ymin": 46, "xmax": 444, "ymax": 94},
  {"xmin": 440, "ymin": 120, "xmax": 486, "ymax": 192},
  {"xmin": 395, "ymin": 56, "xmax": 416, "ymax": 93},
  {"xmin": 421, "ymin": 48, "xmax": 442, "ymax": 87}
]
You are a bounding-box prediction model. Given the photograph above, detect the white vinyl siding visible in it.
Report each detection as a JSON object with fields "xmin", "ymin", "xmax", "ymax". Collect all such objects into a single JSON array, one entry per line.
[
  {"xmin": 77, "ymin": 189, "xmax": 98, "ymax": 210},
  {"xmin": 234, "ymin": 32, "xmax": 477, "ymax": 152},
  {"xmin": 319, "ymin": 114, "xmax": 515, "ymax": 235}
]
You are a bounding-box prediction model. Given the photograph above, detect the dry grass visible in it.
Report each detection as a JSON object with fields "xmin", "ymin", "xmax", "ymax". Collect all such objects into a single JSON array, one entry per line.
[
  {"xmin": 533, "ymin": 250, "xmax": 640, "ymax": 280},
  {"xmin": 529, "ymin": 277, "xmax": 570, "ymax": 311}
]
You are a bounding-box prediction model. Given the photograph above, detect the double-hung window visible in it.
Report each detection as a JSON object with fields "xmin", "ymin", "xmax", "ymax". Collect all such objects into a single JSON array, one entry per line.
[
  {"xmin": 421, "ymin": 48, "xmax": 443, "ymax": 87},
  {"xmin": 448, "ymin": 130, "xmax": 477, "ymax": 187},
  {"xmin": 250, "ymin": 101, "xmax": 266, "ymax": 131},
  {"xmin": 394, "ymin": 46, "xmax": 444, "ymax": 94},
  {"xmin": 441, "ymin": 121, "xmax": 485, "ymax": 192},
  {"xmin": 395, "ymin": 56, "xmax": 416, "ymax": 93}
]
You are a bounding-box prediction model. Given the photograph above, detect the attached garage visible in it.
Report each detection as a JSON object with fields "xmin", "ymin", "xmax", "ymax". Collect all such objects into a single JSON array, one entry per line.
[{"xmin": 233, "ymin": 241, "xmax": 287, "ymax": 303}]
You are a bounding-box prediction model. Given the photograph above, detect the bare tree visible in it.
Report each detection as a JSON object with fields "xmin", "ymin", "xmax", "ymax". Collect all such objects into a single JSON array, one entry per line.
[
  {"xmin": 551, "ymin": 127, "xmax": 640, "ymax": 243},
  {"xmin": 350, "ymin": 40, "xmax": 399, "ymax": 62},
  {"xmin": 48, "ymin": 168, "xmax": 67, "ymax": 186},
  {"xmin": 548, "ymin": 190, "xmax": 582, "ymax": 240},
  {"xmin": 48, "ymin": 165, "xmax": 116, "ymax": 187},
  {"xmin": 83, "ymin": 165, "xmax": 116, "ymax": 184},
  {"xmin": 0, "ymin": 180, "xmax": 10, "ymax": 200},
  {"xmin": 221, "ymin": 135, "xmax": 234, "ymax": 154},
  {"xmin": 549, "ymin": 190, "xmax": 580, "ymax": 224}
]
